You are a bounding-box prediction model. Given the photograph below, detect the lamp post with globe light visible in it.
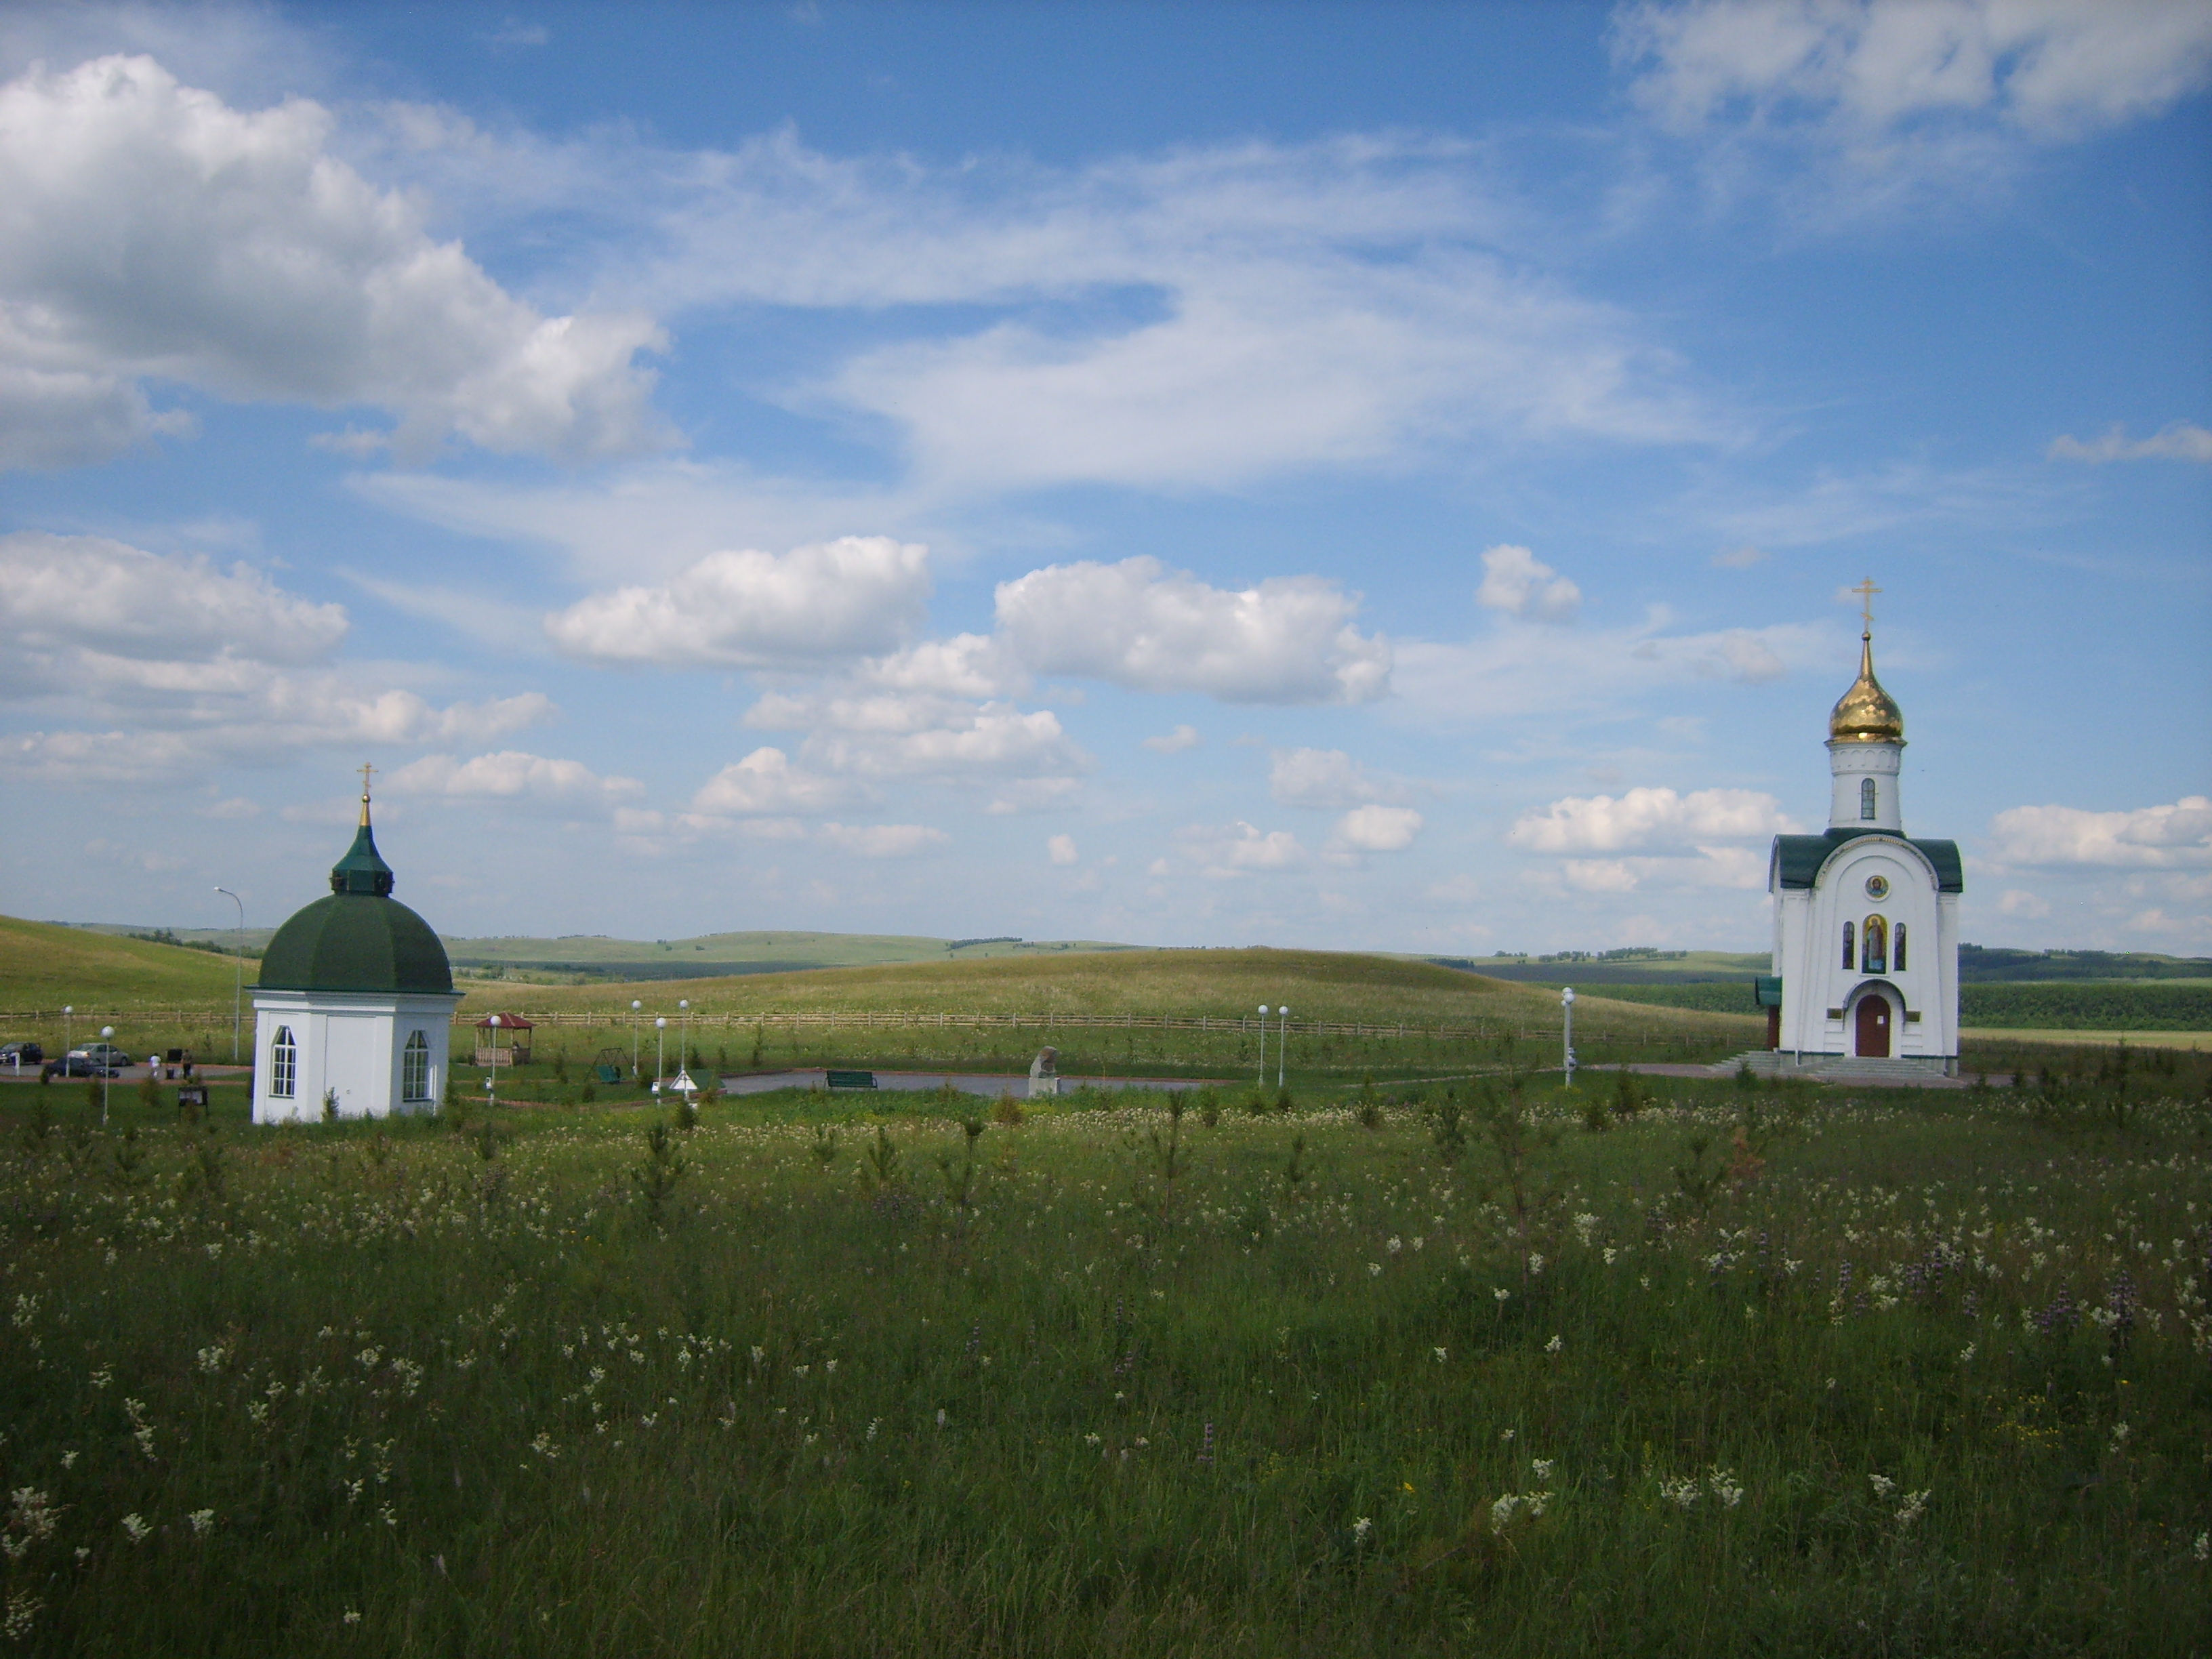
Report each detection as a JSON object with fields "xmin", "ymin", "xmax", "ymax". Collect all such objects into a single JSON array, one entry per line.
[
  {"xmin": 486, "ymin": 1014, "xmax": 505, "ymax": 1100},
  {"xmin": 63, "ymin": 1006, "xmax": 73, "ymax": 1057},
  {"xmin": 678, "ymin": 999, "xmax": 691, "ymax": 1080},
  {"xmin": 655, "ymin": 1017, "xmax": 668, "ymax": 1087},
  {"xmin": 214, "ymin": 888, "xmax": 245, "ymax": 1061},
  {"xmin": 1256, "ymin": 1004, "xmax": 1269, "ymax": 1087},
  {"xmin": 100, "ymin": 1026, "xmax": 115, "ymax": 1126},
  {"xmin": 1277, "ymin": 1007, "xmax": 1290, "ymax": 1090},
  {"xmin": 630, "ymin": 1000, "xmax": 643, "ymax": 1081},
  {"xmin": 1561, "ymin": 987, "xmax": 1577, "ymax": 1087}
]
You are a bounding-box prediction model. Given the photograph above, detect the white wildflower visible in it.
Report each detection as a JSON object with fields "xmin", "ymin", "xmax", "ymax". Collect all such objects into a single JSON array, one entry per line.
[
  {"xmin": 1387, "ymin": 1237, "xmax": 1402, "ymax": 1254},
  {"xmin": 1531, "ymin": 1459, "xmax": 1554, "ymax": 1482},
  {"xmin": 1894, "ymin": 1489, "xmax": 1931, "ymax": 1529},
  {"xmin": 1544, "ymin": 1334, "xmax": 1563, "ymax": 1354},
  {"xmin": 187, "ymin": 1509, "xmax": 214, "ymax": 1536},
  {"xmin": 120, "ymin": 1513, "xmax": 150, "ymax": 1544},
  {"xmin": 1432, "ymin": 1347, "xmax": 1448, "ymax": 1364},
  {"xmin": 1869, "ymin": 1473, "xmax": 1896, "ymax": 1498},
  {"xmin": 1367, "ymin": 1263, "xmax": 1382, "ymax": 1277},
  {"xmin": 1352, "ymin": 1515, "xmax": 1373, "ymax": 1545}
]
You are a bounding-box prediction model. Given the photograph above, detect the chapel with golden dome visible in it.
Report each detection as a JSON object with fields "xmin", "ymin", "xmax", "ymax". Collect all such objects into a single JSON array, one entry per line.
[{"xmin": 1762, "ymin": 582, "xmax": 1961, "ymax": 1074}]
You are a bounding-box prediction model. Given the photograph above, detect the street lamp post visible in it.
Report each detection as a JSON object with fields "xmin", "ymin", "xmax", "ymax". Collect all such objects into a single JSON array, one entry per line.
[
  {"xmin": 655, "ymin": 1017, "xmax": 667, "ymax": 1086},
  {"xmin": 630, "ymin": 1000, "xmax": 643, "ymax": 1081},
  {"xmin": 1256, "ymin": 1004, "xmax": 1269, "ymax": 1087},
  {"xmin": 100, "ymin": 1025, "xmax": 115, "ymax": 1126},
  {"xmin": 678, "ymin": 999, "xmax": 691, "ymax": 1079},
  {"xmin": 63, "ymin": 1006, "xmax": 73, "ymax": 1057},
  {"xmin": 1561, "ymin": 987, "xmax": 1577, "ymax": 1087},
  {"xmin": 487, "ymin": 1013, "xmax": 504, "ymax": 1102},
  {"xmin": 214, "ymin": 887, "xmax": 245, "ymax": 1062},
  {"xmin": 1278, "ymin": 1006, "xmax": 1290, "ymax": 1090}
]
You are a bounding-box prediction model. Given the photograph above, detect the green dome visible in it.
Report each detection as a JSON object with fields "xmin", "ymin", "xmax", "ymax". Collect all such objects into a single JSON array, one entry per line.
[
  {"xmin": 255, "ymin": 811, "xmax": 452, "ymax": 994},
  {"xmin": 257, "ymin": 894, "xmax": 453, "ymax": 994}
]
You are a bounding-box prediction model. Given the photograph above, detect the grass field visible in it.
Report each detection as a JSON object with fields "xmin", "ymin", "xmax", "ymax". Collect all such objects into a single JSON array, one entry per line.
[
  {"xmin": 0, "ymin": 1056, "xmax": 2207, "ymax": 1656},
  {"xmin": 0, "ymin": 930, "xmax": 1766, "ymax": 1078}
]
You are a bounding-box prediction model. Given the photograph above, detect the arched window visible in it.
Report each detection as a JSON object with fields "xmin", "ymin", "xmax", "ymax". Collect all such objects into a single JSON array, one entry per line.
[
  {"xmin": 1894, "ymin": 924, "xmax": 1908, "ymax": 971},
  {"xmin": 1862, "ymin": 916, "xmax": 1887, "ymax": 975},
  {"xmin": 401, "ymin": 1030, "xmax": 430, "ymax": 1103},
  {"xmin": 1841, "ymin": 920, "xmax": 1854, "ymax": 970},
  {"xmin": 270, "ymin": 1026, "xmax": 297, "ymax": 1099},
  {"xmin": 1860, "ymin": 777, "xmax": 1877, "ymax": 820}
]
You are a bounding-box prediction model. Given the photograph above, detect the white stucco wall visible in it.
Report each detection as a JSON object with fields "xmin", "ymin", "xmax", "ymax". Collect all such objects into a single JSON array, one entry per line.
[
  {"xmin": 250, "ymin": 989, "xmax": 461, "ymax": 1123},
  {"xmin": 1826, "ymin": 739, "xmax": 1904, "ymax": 832},
  {"xmin": 1771, "ymin": 837, "xmax": 1957, "ymax": 1060}
]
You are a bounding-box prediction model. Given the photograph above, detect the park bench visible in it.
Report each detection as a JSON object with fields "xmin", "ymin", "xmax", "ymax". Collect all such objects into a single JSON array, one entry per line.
[
  {"xmin": 594, "ymin": 1064, "xmax": 623, "ymax": 1085},
  {"xmin": 825, "ymin": 1069, "xmax": 878, "ymax": 1090}
]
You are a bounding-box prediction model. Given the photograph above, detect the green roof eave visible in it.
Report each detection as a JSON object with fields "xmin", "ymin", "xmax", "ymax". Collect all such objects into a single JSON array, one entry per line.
[{"xmin": 1769, "ymin": 830, "xmax": 1963, "ymax": 895}]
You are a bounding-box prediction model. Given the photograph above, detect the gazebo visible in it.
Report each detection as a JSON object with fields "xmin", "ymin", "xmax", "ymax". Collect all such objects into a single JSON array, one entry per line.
[{"xmin": 474, "ymin": 1013, "xmax": 535, "ymax": 1068}]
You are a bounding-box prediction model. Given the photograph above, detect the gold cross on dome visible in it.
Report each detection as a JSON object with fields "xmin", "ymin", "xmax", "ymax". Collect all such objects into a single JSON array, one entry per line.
[
  {"xmin": 358, "ymin": 761, "xmax": 377, "ymax": 799},
  {"xmin": 1851, "ymin": 577, "xmax": 1881, "ymax": 630}
]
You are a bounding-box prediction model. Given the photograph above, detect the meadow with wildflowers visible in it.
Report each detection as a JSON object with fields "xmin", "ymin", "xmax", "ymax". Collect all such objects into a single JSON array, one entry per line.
[{"xmin": 2, "ymin": 1054, "xmax": 2209, "ymax": 1656}]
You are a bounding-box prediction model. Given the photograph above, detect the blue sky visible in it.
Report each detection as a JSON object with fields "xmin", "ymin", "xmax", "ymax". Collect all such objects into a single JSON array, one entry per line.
[{"xmin": 1, "ymin": 1, "xmax": 2207, "ymax": 956}]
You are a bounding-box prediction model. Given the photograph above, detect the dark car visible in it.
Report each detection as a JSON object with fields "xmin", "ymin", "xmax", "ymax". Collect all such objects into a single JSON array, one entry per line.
[
  {"xmin": 41, "ymin": 1055, "xmax": 118, "ymax": 1081},
  {"xmin": 0, "ymin": 1042, "xmax": 43, "ymax": 1067}
]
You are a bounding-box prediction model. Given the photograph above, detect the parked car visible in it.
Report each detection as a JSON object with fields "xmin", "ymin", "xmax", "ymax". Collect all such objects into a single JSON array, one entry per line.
[
  {"xmin": 68, "ymin": 1043, "xmax": 133, "ymax": 1069},
  {"xmin": 42, "ymin": 1055, "xmax": 118, "ymax": 1080},
  {"xmin": 0, "ymin": 1042, "xmax": 43, "ymax": 1066}
]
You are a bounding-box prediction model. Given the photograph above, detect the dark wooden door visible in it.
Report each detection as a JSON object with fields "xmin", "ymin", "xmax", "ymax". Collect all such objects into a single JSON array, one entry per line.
[{"xmin": 1855, "ymin": 996, "xmax": 1890, "ymax": 1059}]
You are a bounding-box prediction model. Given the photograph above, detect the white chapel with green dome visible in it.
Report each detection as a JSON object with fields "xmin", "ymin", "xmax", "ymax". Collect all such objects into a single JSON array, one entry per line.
[
  {"xmin": 1764, "ymin": 583, "xmax": 1963, "ymax": 1076},
  {"xmin": 250, "ymin": 772, "xmax": 462, "ymax": 1123}
]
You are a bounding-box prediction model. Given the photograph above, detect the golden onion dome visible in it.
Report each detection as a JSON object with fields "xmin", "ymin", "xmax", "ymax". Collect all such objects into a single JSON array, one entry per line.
[{"xmin": 1828, "ymin": 630, "xmax": 1904, "ymax": 744}]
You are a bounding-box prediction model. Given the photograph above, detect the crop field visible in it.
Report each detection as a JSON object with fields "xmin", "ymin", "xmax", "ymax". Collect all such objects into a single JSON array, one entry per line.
[{"xmin": 1, "ymin": 1053, "xmax": 2209, "ymax": 1657}]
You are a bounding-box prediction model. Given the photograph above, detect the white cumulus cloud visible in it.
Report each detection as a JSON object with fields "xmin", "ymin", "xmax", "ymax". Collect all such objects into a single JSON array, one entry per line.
[
  {"xmin": 1332, "ymin": 805, "xmax": 1425, "ymax": 853},
  {"xmin": 385, "ymin": 750, "xmax": 643, "ymax": 811},
  {"xmin": 544, "ymin": 537, "xmax": 931, "ymax": 669},
  {"xmin": 2046, "ymin": 422, "xmax": 2212, "ymax": 464},
  {"xmin": 1988, "ymin": 798, "xmax": 2212, "ymax": 869},
  {"xmin": 1509, "ymin": 786, "xmax": 1798, "ymax": 852},
  {"xmin": 1475, "ymin": 544, "xmax": 1582, "ymax": 623},
  {"xmin": 994, "ymin": 556, "xmax": 1390, "ymax": 704},
  {"xmin": 1047, "ymin": 833, "xmax": 1079, "ymax": 865},
  {"xmin": 690, "ymin": 747, "xmax": 863, "ymax": 817},
  {"xmin": 0, "ymin": 54, "xmax": 668, "ymax": 468},
  {"xmin": 0, "ymin": 531, "xmax": 346, "ymax": 690},
  {"xmin": 1618, "ymin": 0, "xmax": 2212, "ymax": 139},
  {"xmin": 1173, "ymin": 820, "xmax": 1306, "ymax": 878},
  {"xmin": 1142, "ymin": 724, "xmax": 1202, "ymax": 754},
  {"xmin": 1269, "ymin": 747, "xmax": 1412, "ymax": 810}
]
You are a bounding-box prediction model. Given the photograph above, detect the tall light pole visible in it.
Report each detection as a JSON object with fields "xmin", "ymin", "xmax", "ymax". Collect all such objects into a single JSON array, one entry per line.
[
  {"xmin": 1561, "ymin": 986, "xmax": 1577, "ymax": 1087},
  {"xmin": 678, "ymin": 998, "xmax": 691, "ymax": 1078},
  {"xmin": 1256, "ymin": 1003, "xmax": 1268, "ymax": 1087},
  {"xmin": 214, "ymin": 888, "xmax": 244, "ymax": 1062},
  {"xmin": 655, "ymin": 1016, "xmax": 667, "ymax": 1086},
  {"xmin": 63, "ymin": 1006, "xmax": 73, "ymax": 1057},
  {"xmin": 1277, "ymin": 1006, "xmax": 1290, "ymax": 1090},
  {"xmin": 630, "ymin": 1000, "xmax": 643, "ymax": 1080},
  {"xmin": 100, "ymin": 1025, "xmax": 115, "ymax": 1126}
]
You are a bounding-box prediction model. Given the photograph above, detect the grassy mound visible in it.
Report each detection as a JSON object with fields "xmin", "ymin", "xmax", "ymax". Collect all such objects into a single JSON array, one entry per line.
[{"xmin": 0, "ymin": 914, "xmax": 254, "ymax": 1012}]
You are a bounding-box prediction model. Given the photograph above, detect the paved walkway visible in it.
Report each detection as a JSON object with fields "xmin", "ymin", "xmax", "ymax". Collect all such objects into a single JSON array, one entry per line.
[{"xmin": 713, "ymin": 1068, "xmax": 1217, "ymax": 1099}]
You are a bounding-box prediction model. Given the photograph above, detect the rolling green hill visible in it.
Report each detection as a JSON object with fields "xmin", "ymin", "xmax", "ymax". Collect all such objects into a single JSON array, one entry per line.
[
  {"xmin": 0, "ymin": 915, "xmax": 255, "ymax": 1012},
  {"xmin": 62, "ymin": 924, "xmax": 1140, "ymax": 982}
]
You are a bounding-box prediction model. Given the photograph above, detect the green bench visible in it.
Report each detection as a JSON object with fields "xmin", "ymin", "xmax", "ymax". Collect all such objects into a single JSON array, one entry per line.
[{"xmin": 825, "ymin": 1069, "xmax": 878, "ymax": 1090}]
